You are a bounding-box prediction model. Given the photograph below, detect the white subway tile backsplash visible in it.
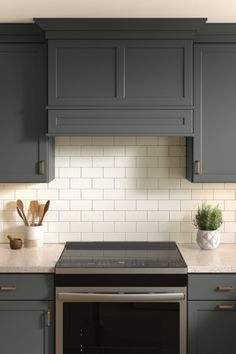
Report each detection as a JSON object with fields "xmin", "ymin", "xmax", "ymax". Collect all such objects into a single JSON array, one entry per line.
[{"xmin": 1, "ymin": 137, "xmax": 236, "ymax": 243}]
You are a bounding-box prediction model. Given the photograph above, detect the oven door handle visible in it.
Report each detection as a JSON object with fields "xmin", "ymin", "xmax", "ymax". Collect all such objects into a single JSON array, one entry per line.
[{"xmin": 58, "ymin": 292, "xmax": 185, "ymax": 302}]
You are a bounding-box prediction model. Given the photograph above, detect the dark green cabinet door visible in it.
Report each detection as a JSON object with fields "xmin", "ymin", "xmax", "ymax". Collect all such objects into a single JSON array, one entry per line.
[
  {"xmin": 48, "ymin": 39, "xmax": 192, "ymax": 106},
  {"xmin": 188, "ymin": 301, "xmax": 236, "ymax": 354},
  {"xmin": 187, "ymin": 44, "xmax": 236, "ymax": 182},
  {"xmin": 0, "ymin": 301, "xmax": 54, "ymax": 354},
  {"xmin": 0, "ymin": 44, "xmax": 54, "ymax": 182}
]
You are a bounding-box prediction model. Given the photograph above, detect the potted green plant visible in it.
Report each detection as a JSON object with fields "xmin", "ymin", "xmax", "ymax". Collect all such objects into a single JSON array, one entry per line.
[{"xmin": 193, "ymin": 203, "xmax": 223, "ymax": 250}]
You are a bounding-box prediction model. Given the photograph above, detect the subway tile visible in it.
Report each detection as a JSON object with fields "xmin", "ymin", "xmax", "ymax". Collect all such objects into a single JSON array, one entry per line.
[
  {"xmin": 48, "ymin": 222, "xmax": 70, "ymax": 232},
  {"xmin": 15, "ymin": 189, "xmax": 36, "ymax": 200},
  {"xmin": 70, "ymin": 178, "xmax": 92, "ymax": 189},
  {"xmin": 169, "ymin": 146, "xmax": 185, "ymax": 157},
  {"xmin": 147, "ymin": 168, "xmax": 169, "ymax": 178},
  {"xmin": 71, "ymin": 222, "xmax": 92, "ymax": 232},
  {"xmin": 170, "ymin": 190, "xmax": 191, "ymax": 200},
  {"xmin": 71, "ymin": 157, "xmax": 92, "ymax": 167},
  {"xmin": 81, "ymin": 146, "xmax": 103, "ymax": 156},
  {"xmin": 55, "ymin": 136, "xmax": 70, "ymax": 145},
  {"xmin": 93, "ymin": 200, "xmax": 114, "ymax": 210},
  {"xmin": 170, "ymin": 211, "xmax": 192, "ymax": 222},
  {"xmin": 170, "ymin": 232, "xmax": 192, "ymax": 243},
  {"xmin": 115, "ymin": 179, "xmax": 136, "ymax": 189},
  {"xmin": 159, "ymin": 137, "xmax": 180, "ymax": 146},
  {"xmin": 159, "ymin": 157, "xmax": 180, "ymax": 168},
  {"xmin": 126, "ymin": 189, "xmax": 147, "ymax": 200},
  {"xmin": 148, "ymin": 146, "xmax": 168, "ymax": 156},
  {"xmin": 60, "ymin": 168, "xmax": 81, "ymax": 178},
  {"xmin": 126, "ymin": 211, "xmax": 147, "ymax": 222},
  {"xmin": 115, "ymin": 200, "xmax": 136, "ymax": 210},
  {"xmin": 136, "ymin": 137, "xmax": 158, "ymax": 145},
  {"xmin": 148, "ymin": 211, "xmax": 169, "ymax": 222},
  {"xmin": 115, "ymin": 156, "xmax": 136, "ymax": 167},
  {"xmin": 104, "ymin": 146, "xmax": 125, "ymax": 156},
  {"xmin": 104, "ymin": 233, "xmax": 126, "ymax": 241},
  {"xmin": 82, "ymin": 189, "xmax": 103, "ymax": 200},
  {"xmin": 104, "ymin": 168, "xmax": 125, "ymax": 178},
  {"xmin": 71, "ymin": 200, "xmax": 92, "ymax": 210},
  {"xmin": 225, "ymin": 222, "xmax": 236, "ymax": 232},
  {"xmin": 147, "ymin": 190, "xmax": 169, "ymax": 199},
  {"xmin": 60, "ymin": 211, "xmax": 81, "ymax": 222},
  {"xmin": 59, "ymin": 233, "xmax": 81, "ymax": 242},
  {"xmin": 82, "ymin": 168, "xmax": 103, "ymax": 178},
  {"xmin": 126, "ymin": 168, "xmax": 147, "ymax": 178},
  {"xmin": 214, "ymin": 190, "xmax": 235, "ymax": 200},
  {"xmin": 169, "ymin": 168, "xmax": 185, "ymax": 178},
  {"xmin": 192, "ymin": 190, "xmax": 214, "ymax": 200},
  {"xmin": 48, "ymin": 178, "xmax": 70, "ymax": 189},
  {"xmin": 159, "ymin": 178, "xmax": 181, "ymax": 189},
  {"xmin": 159, "ymin": 222, "xmax": 180, "ymax": 233},
  {"xmin": 159, "ymin": 200, "xmax": 180, "ymax": 211},
  {"xmin": 55, "ymin": 156, "xmax": 70, "ymax": 167},
  {"xmin": 92, "ymin": 137, "xmax": 114, "ymax": 145},
  {"xmin": 115, "ymin": 222, "xmax": 136, "ymax": 232},
  {"xmin": 148, "ymin": 233, "xmax": 170, "ymax": 241},
  {"xmin": 125, "ymin": 233, "xmax": 148, "ymax": 241},
  {"xmin": 136, "ymin": 178, "xmax": 158, "ymax": 189},
  {"xmin": 125, "ymin": 146, "xmax": 147, "ymax": 156},
  {"xmin": 136, "ymin": 156, "xmax": 158, "ymax": 168},
  {"xmin": 81, "ymin": 233, "xmax": 103, "ymax": 241},
  {"xmin": 70, "ymin": 137, "xmax": 92, "ymax": 145},
  {"xmin": 225, "ymin": 200, "xmax": 236, "ymax": 210},
  {"xmin": 58, "ymin": 146, "xmax": 80, "ymax": 156},
  {"xmin": 93, "ymin": 222, "xmax": 114, "ymax": 232},
  {"xmin": 93, "ymin": 157, "xmax": 114, "ymax": 167},
  {"xmin": 93, "ymin": 179, "xmax": 114, "ymax": 189},
  {"xmin": 137, "ymin": 200, "xmax": 158, "ymax": 210},
  {"xmin": 104, "ymin": 211, "xmax": 125, "ymax": 222},
  {"xmin": 115, "ymin": 137, "xmax": 136, "ymax": 145},
  {"xmin": 137, "ymin": 222, "xmax": 158, "ymax": 232},
  {"xmin": 104, "ymin": 190, "xmax": 125, "ymax": 200},
  {"xmin": 37, "ymin": 189, "xmax": 59, "ymax": 200},
  {"xmin": 46, "ymin": 200, "xmax": 70, "ymax": 211},
  {"xmin": 82, "ymin": 211, "xmax": 103, "ymax": 222}
]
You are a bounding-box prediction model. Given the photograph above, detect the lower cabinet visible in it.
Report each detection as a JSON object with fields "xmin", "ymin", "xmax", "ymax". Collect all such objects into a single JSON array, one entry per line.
[
  {"xmin": 0, "ymin": 274, "xmax": 54, "ymax": 354},
  {"xmin": 0, "ymin": 301, "xmax": 54, "ymax": 354},
  {"xmin": 188, "ymin": 274, "xmax": 236, "ymax": 354}
]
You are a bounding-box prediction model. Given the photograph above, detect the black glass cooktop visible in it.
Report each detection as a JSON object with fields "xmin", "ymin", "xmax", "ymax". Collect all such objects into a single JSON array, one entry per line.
[{"xmin": 56, "ymin": 242, "xmax": 187, "ymax": 274}]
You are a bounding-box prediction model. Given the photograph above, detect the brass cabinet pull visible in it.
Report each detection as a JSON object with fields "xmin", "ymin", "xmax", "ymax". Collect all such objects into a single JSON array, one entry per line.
[
  {"xmin": 39, "ymin": 160, "xmax": 45, "ymax": 175},
  {"xmin": 195, "ymin": 160, "xmax": 201, "ymax": 175},
  {"xmin": 218, "ymin": 304, "xmax": 234, "ymax": 310},
  {"xmin": 47, "ymin": 310, "xmax": 51, "ymax": 327},
  {"xmin": 216, "ymin": 286, "xmax": 234, "ymax": 292},
  {"xmin": 0, "ymin": 286, "xmax": 16, "ymax": 291}
]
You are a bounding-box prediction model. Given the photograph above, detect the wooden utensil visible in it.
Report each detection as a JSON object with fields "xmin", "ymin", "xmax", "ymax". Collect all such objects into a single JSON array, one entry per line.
[
  {"xmin": 38, "ymin": 204, "xmax": 45, "ymax": 225},
  {"xmin": 38, "ymin": 200, "xmax": 50, "ymax": 226},
  {"xmin": 16, "ymin": 200, "xmax": 29, "ymax": 226},
  {"xmin": 16, "ymin": 207, "xmax": 27, "ymax": 226},
  {"xmin": 30, "ymin": 200, "xmax": 38, "ymax": 226}
]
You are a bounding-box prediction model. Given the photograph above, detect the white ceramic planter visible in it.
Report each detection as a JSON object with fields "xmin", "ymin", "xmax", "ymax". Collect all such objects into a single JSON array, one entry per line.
[
  {"xmin": 196, "ymin": 229, "xmax": 220, "ymax": 250},
  {"xmin": 24, "ymin": 225, "xmax": 44, "ymax": 248}
]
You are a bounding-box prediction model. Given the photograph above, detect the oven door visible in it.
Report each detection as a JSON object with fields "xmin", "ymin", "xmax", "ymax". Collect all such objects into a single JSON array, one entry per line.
[{"xmin": 56, "ymin": 287, "xmax": 186, "ymax": 354}]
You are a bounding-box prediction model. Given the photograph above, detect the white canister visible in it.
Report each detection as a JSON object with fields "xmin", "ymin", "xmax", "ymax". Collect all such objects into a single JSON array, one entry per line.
[{"xmin": 24, "ymin": 225, "xmax": 44, "ymax": 248}]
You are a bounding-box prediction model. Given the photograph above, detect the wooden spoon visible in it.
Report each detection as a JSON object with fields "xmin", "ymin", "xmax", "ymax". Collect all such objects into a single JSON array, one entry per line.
[
  {"xmin": 38, "ymin": 200, "xmax": 50, "ymax": 226},
  {"xmin": 16, "ymin": 207, "xmax": 27, "ymax": 226},
  {"xmin": 30, "ymin": 200, "xmax": 38, "ymax": 226},
  {"xmin": 16, "ymin": 200, "xmax": 29, "ymax": 226},
  {"xmin": 38, "ymin": 204, "xmax": 45, "ymax": 225}
]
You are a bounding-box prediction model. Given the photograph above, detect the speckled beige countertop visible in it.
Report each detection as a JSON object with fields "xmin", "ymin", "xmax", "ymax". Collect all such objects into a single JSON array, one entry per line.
[
  {"xmin": 0, "ymin": 243, "xmax": 236, "ymax": 273},
  {"xmin": 179, "ymin": 244, "xmax": 236, "ymax": 273},
  {"xmin": 0, "ymin": 244, "xmax": 64, "ymax": 272}
]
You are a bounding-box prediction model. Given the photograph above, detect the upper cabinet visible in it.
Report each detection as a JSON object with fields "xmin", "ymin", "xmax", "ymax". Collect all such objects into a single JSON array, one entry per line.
[
  {"xmin": 0, "ymin": 25, "xmax": 55, "ymax": 182},
  {"xmin": 187, "ymin": 43, "xmax": 236, "ymax": 182},
  {"xmin": 48, "ymin": 39, "xmax": 193, "ymax": 107}
]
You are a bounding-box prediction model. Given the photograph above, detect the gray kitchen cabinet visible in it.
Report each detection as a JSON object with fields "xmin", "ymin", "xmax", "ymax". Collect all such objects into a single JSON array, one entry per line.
[
  {"xmin": 0, "ymin": 42, "xmax": 54, "ymax": 182},
  {"xmin": 48, "ymin": 39, "xmax": 192, "ymax": 107},
  {"xmin": 187, "ymin": 44, "xmax": 236, "ymax": 182},
  {"xmin": 0, "ymin": 274, "xmax": 54, "ymax": 354},
  {"xmin": 188, "ymin": 274, "xmax": 236, "ymax": 354}
]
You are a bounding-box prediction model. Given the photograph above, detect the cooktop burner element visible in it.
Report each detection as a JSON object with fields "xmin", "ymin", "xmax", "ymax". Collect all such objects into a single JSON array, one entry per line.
[{"xmin": 56, "ymin": 242, "xmax": 187, "ymax": 274}]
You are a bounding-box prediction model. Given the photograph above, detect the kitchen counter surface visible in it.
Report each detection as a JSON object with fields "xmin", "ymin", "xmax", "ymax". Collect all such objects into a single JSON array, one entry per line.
[
  {"xmin": 0, "ymin": 243, "xmax": 236, "ymax": 273},
  {"xmin": 0, "ymin": 243, "xmax": 64, "ymax": 273},
  {"xmin": 179, "ymin": 243, "xmax": 236, "ymax": 273}
]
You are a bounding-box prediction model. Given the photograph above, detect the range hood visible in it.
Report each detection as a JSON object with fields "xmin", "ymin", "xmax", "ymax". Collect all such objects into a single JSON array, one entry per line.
[{"xmin": 35, "ymin": 18, "xmax": 207, "ymax": 136}]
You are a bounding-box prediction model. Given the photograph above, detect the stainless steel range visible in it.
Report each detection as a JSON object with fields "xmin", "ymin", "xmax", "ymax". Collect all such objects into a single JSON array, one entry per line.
[{"xmin": 55, "ymin": 242, "xmax": 187, "ymax": 354}]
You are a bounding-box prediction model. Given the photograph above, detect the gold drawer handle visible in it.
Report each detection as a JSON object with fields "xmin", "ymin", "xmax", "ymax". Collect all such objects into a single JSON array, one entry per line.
[
  {"xmin": 195, "ymin": 160, "xmax": 201, "ymax": 175},
  {"xmin": 0, "ymin": 286, "xmax": 16, "ymax": 292},
  {"xmin": 216, "ymin": 286, "xmax": 234, "ymax": 292},
  {"xmin": 47, "ymin": 311, "xmax": 51, "ymax": 327},
  {"xmin": 218, "ymin": 304, "xmax": 234, "ymax": 310}
]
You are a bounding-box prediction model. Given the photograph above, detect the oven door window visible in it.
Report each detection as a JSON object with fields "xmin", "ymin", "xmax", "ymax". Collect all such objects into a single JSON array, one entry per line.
[{"xmin": 63, "ymin": 302, "xmax": 179, "ymax": 354}]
